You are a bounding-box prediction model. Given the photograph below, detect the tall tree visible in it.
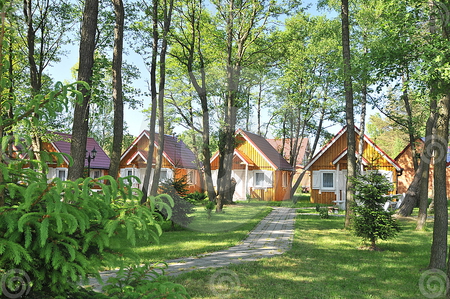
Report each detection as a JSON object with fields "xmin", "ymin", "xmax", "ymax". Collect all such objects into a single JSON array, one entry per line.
[
  {"xmin": 429, "ymin": 95, "xmax": 449, "ymax": 270},
  {"xmin": 341, "ymin": 0, "xmax": 356, "ymax": 228},
  {"xmin": 139, "ymin": 0, "xmax": 159, "ymax": 202},
  {"xmin": 108, "ymin": 0, "xmax": 124, "ymax": 180},
  {"xmin": 214, "ymin": 0, "xmax": 281, "ymax": 212},
  {"xmin": 169, "ymin": 0, "xmax": 217, "ymax": 202},
  {"xmin": 149, "ymin": 0, "xmax": 174, "ymax": 196},
  {"xmin": 67, "ymin": 0, "xmax": 98, "ymax": 180}
]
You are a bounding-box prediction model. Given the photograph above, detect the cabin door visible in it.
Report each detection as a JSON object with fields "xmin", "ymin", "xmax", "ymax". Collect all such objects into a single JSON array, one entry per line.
[{"xmin": 232, "ymin": 170, "xmax": 246, "ymax": 201}]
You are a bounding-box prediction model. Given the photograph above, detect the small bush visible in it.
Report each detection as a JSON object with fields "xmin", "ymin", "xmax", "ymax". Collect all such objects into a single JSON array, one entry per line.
[
  {"xmin": 204, "ymin": 200, "xmax": 216, "ymax": 220},
  {"xmin": 185, "ymin": 191, "xmax": 208, "ymax": 204},
  {"xmin": 351, "ymin": 171, "xmax": 401, "ymax": 250},
  {"xmin": 159, "ymin": 176, "xmax": 195, "ymax": 228},
  {"xmin": 102, "ymin": 262, "xmax": 191, "ymax": 299}
]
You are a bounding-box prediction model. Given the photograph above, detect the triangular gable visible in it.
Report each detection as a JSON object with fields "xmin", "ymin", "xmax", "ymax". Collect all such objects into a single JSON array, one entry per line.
[
  {"xmin": 395, "ymin": 138, "xmax": 450, "ymax": 167},
  {"xmin": 237, "ymin": 129, "xmax": 294, "ymax": 171},
  {"xmin": 126, "ymin": 150, "xmax": 149, "ymax": 165},
  {"xmin": 120, "ymin": 130, "xmax": 197, "ymax": 169},
  {"xmin": 304, "ymin": 126, "xmax": 402, "ymax": 171},
  {"xmin": 234, "ymin": 149, "xmax": 255, "ymax": 166}
]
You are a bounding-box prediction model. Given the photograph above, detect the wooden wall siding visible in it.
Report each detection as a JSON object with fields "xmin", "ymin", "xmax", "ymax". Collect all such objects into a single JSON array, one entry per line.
[
  {"xmin": 274, "ymin": 170, "xmax": 291, "ymax": 200},
  {"xmin": 313, "ymin": 132, "xmax": 393, "ymax": 169},
  {"xmin": 42, "ymin": 143, "xmax": 69, "ymax": 167},
  {"xmin": 309, "ymin": 130, "xmax": 400, "ymax": 205},
  {"xmin": 250, "ymin": 187, "xmax": 275, "ymax": 201},
  {"xmin": 236, "ymin": 136, "xmax": 273, "ymax": 169},
  {"xmin": 310, "ymin": 189, "xmax": 336, "ymax": 204},
  {"xmin": 396, "ymin": 143, "xmax": 435, "ymax": 196}
]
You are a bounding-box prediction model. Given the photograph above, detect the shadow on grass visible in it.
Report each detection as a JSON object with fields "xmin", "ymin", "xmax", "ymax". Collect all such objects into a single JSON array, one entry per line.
[{"xmin": 171, "ymin": 215, "xmax": 435, "ymax": 299}]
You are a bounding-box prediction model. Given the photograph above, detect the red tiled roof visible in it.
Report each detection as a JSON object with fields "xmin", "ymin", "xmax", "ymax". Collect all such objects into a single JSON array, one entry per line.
[{"xmin": 50, "ymin": 132, "xmax": 110, "ymax": 169}]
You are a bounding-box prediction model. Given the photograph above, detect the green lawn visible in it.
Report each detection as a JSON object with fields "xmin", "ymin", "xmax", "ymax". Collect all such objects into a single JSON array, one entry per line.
[
  {"xmin": 132, "ymin": 202, "xmax": 273, "ymax": 263},
  {"xmin": 168, "ymin": 213, "xmax": 439, "ymax": 299}
]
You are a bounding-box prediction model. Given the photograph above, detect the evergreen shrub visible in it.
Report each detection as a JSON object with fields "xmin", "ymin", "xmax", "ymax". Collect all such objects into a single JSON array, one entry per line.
[
  {"xmin": 0, "ymin": 146, "xmax": 174, "ymax": 297},
  {"xmin": 350, "ymin": 171, "xmax": 401, "ymax": 250}
]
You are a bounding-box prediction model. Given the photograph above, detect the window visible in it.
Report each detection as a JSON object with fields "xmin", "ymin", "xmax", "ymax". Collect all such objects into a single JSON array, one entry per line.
[
  {"xmin": 255, "ymin": 173, "xmax": 265, "ymax": 187},
  {"xmin": 93, "ymin": 170, "xmax": 101, "ymax": 179},
  {"xmin": 253, "ymin": 171, "xmax": 272, "ymax": 188},
  {"xmin": 187, "ymin": 170, "xmax": 195, "ymax": 185},
  {"xmin": 322, "ymin": 172, "xmax": 334, "ymax": 189},
  {"xmin": 126, "ymin": 170, "xmax": 133, "ymax": 177},
  {"xmin": 57, "ymin": 169, "xmax": 67, "ymax": 181},
  {"xmin": 160, "ymin": 169, "xmax": 168, "ymax": 183},
  {"xmin": 282, "ymin": 172, "xmax": 288, "ymax": 187},
  {"xmin": 312, "ymin": 170, "xmax": 335, "ymax": 191}
]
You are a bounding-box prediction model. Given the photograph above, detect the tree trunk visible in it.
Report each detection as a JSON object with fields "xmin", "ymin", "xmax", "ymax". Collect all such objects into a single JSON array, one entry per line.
[
  {"xmin": 416, "ymin": 106, "xmax": 435, "ymax": 228},
  {"xmin": 149, "ymin": 0, "xmax": 173, "ymax": 196},
  {"xmin": 141, "ymin": 0, "xmax": 159, "ymax": 203},
  {"xmin": 341, "ymin": 0, "xmax": 356, "ymax": 229},
  {"xmin": 68, "ymin": 0, "xmax": 98, "ymax": 181},
  {"xmin": 290, "ymin": 107, "xmax": 325, "ymax": 197},
  {"xmin": 217, "ymin": 0, "xmax": 239, "ymax": 211},
  {"xmin": 357, "ymin": 83, "xmax": 367, "ymax": 173},
  {"xmin": 429, "ymin": 95, "xmax": 449, "ymax": 270},
  {"xmin": 108, "ymin": 0, "xmax": 124, "ymax": 180},
  {"xmin": 398, "ymin": 100, "xmax": 436, "ymax": 217}
]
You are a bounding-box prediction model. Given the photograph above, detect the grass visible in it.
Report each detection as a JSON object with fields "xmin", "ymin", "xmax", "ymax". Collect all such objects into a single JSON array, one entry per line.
[
  {"xmin": 168, "ymin": 213, "xmax": 440, "ymax": 298},
  {"xmin": 132, "ymin": 202, "xmax": 273, "ymax": 263}
]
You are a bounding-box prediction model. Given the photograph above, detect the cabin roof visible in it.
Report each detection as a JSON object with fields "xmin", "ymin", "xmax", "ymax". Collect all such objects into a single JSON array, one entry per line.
[
  {"xmin": 237, "ymin": 129, "xmax": 294, "ymax": 171},
  {"xmin": 50, "ymin": 132, "xmax": 110, "ymax": 169},
  {"xmin": 121, "ymin": 130, "xmax": 198, "ymax": 169},
  {"xmin": 266, "ymin": 137, "xmax": 309, "ymax": 167}
]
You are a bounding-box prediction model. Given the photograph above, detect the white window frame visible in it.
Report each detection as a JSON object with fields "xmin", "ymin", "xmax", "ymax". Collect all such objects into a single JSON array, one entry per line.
[
  {"xmin": 159, "ymin": 168, "xmax": 173, "ymax": 184},
  {"xmin": 93, "ymin": 170, "xmax": 101, "ymax": 179},
  {"xmin": 282, "ymin": 171, "xmax": 288, "ymax": 187},
  {"xmin": 187, "ymin": 169, "xmax": 195, "ymax": 185},
  {"xmin": 312, "ymin": 170, "xmax": 336, "ymax": 191},
  {"xmin": 253, "ymin": 170, "xmax": 272, "ymax": 189},
  {"xmin": 56, "ymin": 168, "xmax": 67, "ymax": 181}
]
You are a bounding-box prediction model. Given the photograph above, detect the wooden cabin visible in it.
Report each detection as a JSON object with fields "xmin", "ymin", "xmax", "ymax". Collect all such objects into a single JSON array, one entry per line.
[
  {"xmin": 304, "ymin": 126, "xmax": 403, "ymax": 208},
  {"xmin": 395, "ymin": 138, "xmax": 450, "ymax": 197},
  {"xmin": 210, "ymin": 129, "xmax": 295, "ymax": 201},
  {"xmin": 267, "ymin": 137, "xmax": 311, "ymax": 192},
  {"xmin": 119, "ymin": 130, "xmax": 202, "ymax": 194},
  {"xmin": 42, "ymin": 132, "xmax": 110, "ymax": 181}
]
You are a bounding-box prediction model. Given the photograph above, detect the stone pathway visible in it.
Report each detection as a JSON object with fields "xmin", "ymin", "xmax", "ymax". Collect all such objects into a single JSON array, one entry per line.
[{"xmin": 88, "ymin": 207, "xmax": 297, "ymax": 290}]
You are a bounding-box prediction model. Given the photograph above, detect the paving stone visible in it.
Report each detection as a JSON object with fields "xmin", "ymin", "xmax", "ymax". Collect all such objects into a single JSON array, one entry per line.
[{"xmin": 86, "ymin": 207, "xmax": 297, "ymax": 291}]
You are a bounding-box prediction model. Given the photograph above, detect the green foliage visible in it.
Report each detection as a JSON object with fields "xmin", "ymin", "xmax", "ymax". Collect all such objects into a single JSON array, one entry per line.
[
  {"xmin": 184, "ymin": 191, "xmax": 208, "ymax": 204},
  {"xmin": 350, "ymin": 171, "xmax": 401, "ymax": 249},
  {"xmin": 204, "ymin": 200, "xmax": 216, "ymax": 220},
  {"xmin": 0, "ymin": 143, "xmax": 173, "ymax": 297},
  {"xmin": 159, "ymin": 176, "xmax": 195, "ymax": 228},
  {"xmin": 102, "ymin": 262, "xmax": 190, "ymax": 299},
  {"xmin": 315, "ymin": 204, "xmax": 329, "ymax": 219}
]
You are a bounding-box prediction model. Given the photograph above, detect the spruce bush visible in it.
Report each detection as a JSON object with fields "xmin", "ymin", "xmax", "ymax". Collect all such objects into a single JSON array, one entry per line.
[
  {"xmin": 0, "ymin": 147, "xmax": 174, "ymax": 297},
  {"xmin": 350, "ymin": 171, "xmax": 401, "ymax": 250}
]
